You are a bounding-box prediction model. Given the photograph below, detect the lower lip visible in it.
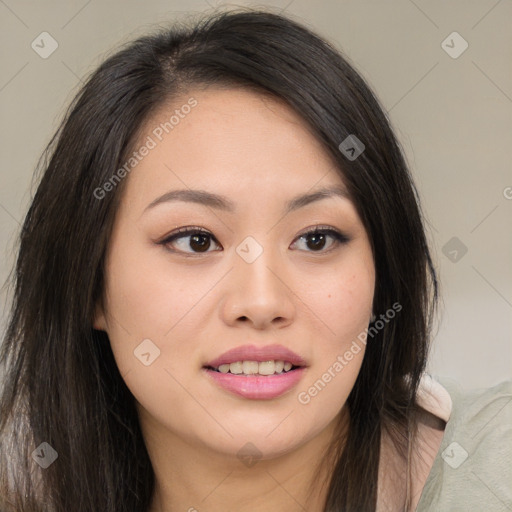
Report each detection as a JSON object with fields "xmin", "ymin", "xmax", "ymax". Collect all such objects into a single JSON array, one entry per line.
[{"xmin": 203, "ymin": 367, "xmax": 307, "ymax": 400}]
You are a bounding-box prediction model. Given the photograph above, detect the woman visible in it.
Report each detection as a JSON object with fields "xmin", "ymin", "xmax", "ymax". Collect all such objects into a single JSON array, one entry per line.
[{"xmin": 0, "ymin": 8, "xmax": 510, "ymax": 512}]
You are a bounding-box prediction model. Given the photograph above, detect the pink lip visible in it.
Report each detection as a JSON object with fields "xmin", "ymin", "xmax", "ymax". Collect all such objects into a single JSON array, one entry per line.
[
  {"xmin": 203, "ymin": 344, "xmax": 308, "ymax": 400},
  {"xmin": 203, "ymin": 367, "xmax": 307, "ymax": 400},
  {"xmin": 204, "ymin": 344, "xmax": 307, "ymax": 368}
]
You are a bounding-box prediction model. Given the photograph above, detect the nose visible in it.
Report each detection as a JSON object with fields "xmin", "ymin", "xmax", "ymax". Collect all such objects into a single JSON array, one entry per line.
[{"xmin": 220, "ymin": 246, "xmax": 295, "ymax": 330}]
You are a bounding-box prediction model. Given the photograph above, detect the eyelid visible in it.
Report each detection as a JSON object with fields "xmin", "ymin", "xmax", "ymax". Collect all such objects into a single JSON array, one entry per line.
[
  {"xmin": 296, "ymin": 224, "xmax": 348, "ymax": 240},
  {"xmin": 292, "ymin": 225, "xmax": 350, "ymax": 252},
  {"xmin": 157, "ymin": 224, "xmax": 350, "ymax": 255},
  {"xmin": 156, "ymin": 225, "xmax": 214, "ymax": 244}
]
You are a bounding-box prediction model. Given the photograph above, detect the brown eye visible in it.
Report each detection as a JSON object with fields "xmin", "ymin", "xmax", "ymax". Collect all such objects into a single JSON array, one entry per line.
[
  {"xmin": 158, "ymin": 225, "xmax": 349, "ymax": 257},
  {"xmin": 291, "ymin": 227, "xmax": 350, "ymax": 253},
  {"xmin": 305, "ymin": 232, "xmax": 328, "ymax": 251},
  {"xmin": 159, "ymin": 228, "xmax": 221, "ymax": 255}
]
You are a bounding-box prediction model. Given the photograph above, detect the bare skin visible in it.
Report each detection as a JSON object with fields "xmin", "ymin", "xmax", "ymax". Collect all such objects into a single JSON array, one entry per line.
[
  {"xmin": 378, "ymin": 410, "xmax": 446, "ymax": 512},
  {"xmin": 93, "ymin": 86, "xmax": 443, "ymax": 512},
  {"xmin": 408, "ymin": 411, "xmax": 446, "ymax": 511}
]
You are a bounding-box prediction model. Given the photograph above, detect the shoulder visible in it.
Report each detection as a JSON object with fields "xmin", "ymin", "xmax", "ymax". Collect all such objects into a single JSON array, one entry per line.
[
  {"xmin": 415, "ymin": 376, "xmax": 512, "ymax": 512},
  {"xmin": 436, "ymin": 376, "xmax": 512, "ymax": 456}
]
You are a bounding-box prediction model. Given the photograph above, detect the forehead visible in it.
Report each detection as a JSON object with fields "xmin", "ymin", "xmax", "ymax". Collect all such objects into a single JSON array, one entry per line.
[{"xmin": 120, "ymin": 86, "xmax": 348, "ymax": 212}]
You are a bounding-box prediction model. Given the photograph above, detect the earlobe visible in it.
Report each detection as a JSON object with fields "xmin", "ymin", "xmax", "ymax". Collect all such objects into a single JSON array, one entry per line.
[{"xmin": 93, "ymin": 302, "xmax": 107, "ymax": 331}]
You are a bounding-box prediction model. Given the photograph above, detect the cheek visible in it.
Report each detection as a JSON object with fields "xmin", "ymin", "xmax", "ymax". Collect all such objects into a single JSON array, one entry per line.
[
  {"xmin": 101, "ymin": 234, "xmax": 207, "ymax": 380},
  {"xmin": 293, "ymin": 254, "xmax": 373, "ymax": 407},
  {"xmin": 102, "ymin": 243, "xmax": 205, "ymax": 416},
  {"xmin": 301, "ymin": 255, "xmax": 374, "ymax": 347},
  {"xmin": 104, "ymin": 236, "xmax": 210, "ymax": 339}
]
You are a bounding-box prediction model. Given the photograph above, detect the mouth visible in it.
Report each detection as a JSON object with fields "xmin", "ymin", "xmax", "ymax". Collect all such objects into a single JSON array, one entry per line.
[
  {"xmin": 202, "ymin": 344, "xmax": 308, "ymax": 399},
  {"xmin": 202, "ymin": 345, "xmax": 308, "ymax": 400}
]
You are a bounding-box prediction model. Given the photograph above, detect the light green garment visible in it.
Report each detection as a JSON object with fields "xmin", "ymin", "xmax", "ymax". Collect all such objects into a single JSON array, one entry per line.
[{"xmin": 415, "ymin": 376, "xmax": 512, "ymax": 511}]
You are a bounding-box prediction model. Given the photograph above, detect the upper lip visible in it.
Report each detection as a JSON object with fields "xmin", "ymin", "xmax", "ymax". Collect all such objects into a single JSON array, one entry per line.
[{"xmin": 204, "ymin": 344, "xmax": 307, "ymax": 369}]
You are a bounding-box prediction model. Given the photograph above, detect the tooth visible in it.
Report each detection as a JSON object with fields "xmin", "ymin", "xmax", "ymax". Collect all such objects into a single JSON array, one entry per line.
[
  {"xmin": 258, "ymin": 360, "xmax": 276, "ymax": 375},
  {"xmin": 218, "ymin": 364, "xmax": 230, "ymax": 373},
  {"xmin": 230, "ymin": 361, "xmax": 243, "ymax": 374},
  {"xmin": 214, "ymin": 360, "xmax": 296, "ymax": 375},
  {"xmin": 242, "ymin": 361, "xmax": 259, "ymax": 374}
]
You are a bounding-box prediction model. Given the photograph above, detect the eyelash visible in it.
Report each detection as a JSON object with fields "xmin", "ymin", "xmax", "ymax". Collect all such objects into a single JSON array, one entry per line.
[{"xmin": 157, "ymin": 225, "xmax": 350, "ymax": 257}]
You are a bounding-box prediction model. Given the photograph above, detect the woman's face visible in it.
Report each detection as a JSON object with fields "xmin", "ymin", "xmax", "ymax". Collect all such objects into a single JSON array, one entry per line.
[{"xmin": 94, "ymin": 87, "xmax": 375, "ymax": 461}]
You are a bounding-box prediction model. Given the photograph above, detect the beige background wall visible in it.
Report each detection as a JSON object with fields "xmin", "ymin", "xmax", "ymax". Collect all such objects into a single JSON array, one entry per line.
[{"xmin": 1, "ymin": 0, "xmax": 511, "ymax": 390}]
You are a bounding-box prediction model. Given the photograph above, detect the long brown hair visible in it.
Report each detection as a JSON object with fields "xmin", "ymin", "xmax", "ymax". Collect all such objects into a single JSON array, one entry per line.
[{"xmin": 0, "ymin": 7, "xmax": 438, "ymax": 511}]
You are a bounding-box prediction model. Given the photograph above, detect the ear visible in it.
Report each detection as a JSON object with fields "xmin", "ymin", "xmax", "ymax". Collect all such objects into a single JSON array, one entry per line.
[{"xmin": 93, "ymin": 300, "xmax": 108, "ymax": 331}]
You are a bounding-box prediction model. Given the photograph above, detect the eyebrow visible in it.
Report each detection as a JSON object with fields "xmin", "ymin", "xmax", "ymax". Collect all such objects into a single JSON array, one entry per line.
[{"xmin": 143, "ymin": 184, "xmax": 350, "ymax": 216}]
